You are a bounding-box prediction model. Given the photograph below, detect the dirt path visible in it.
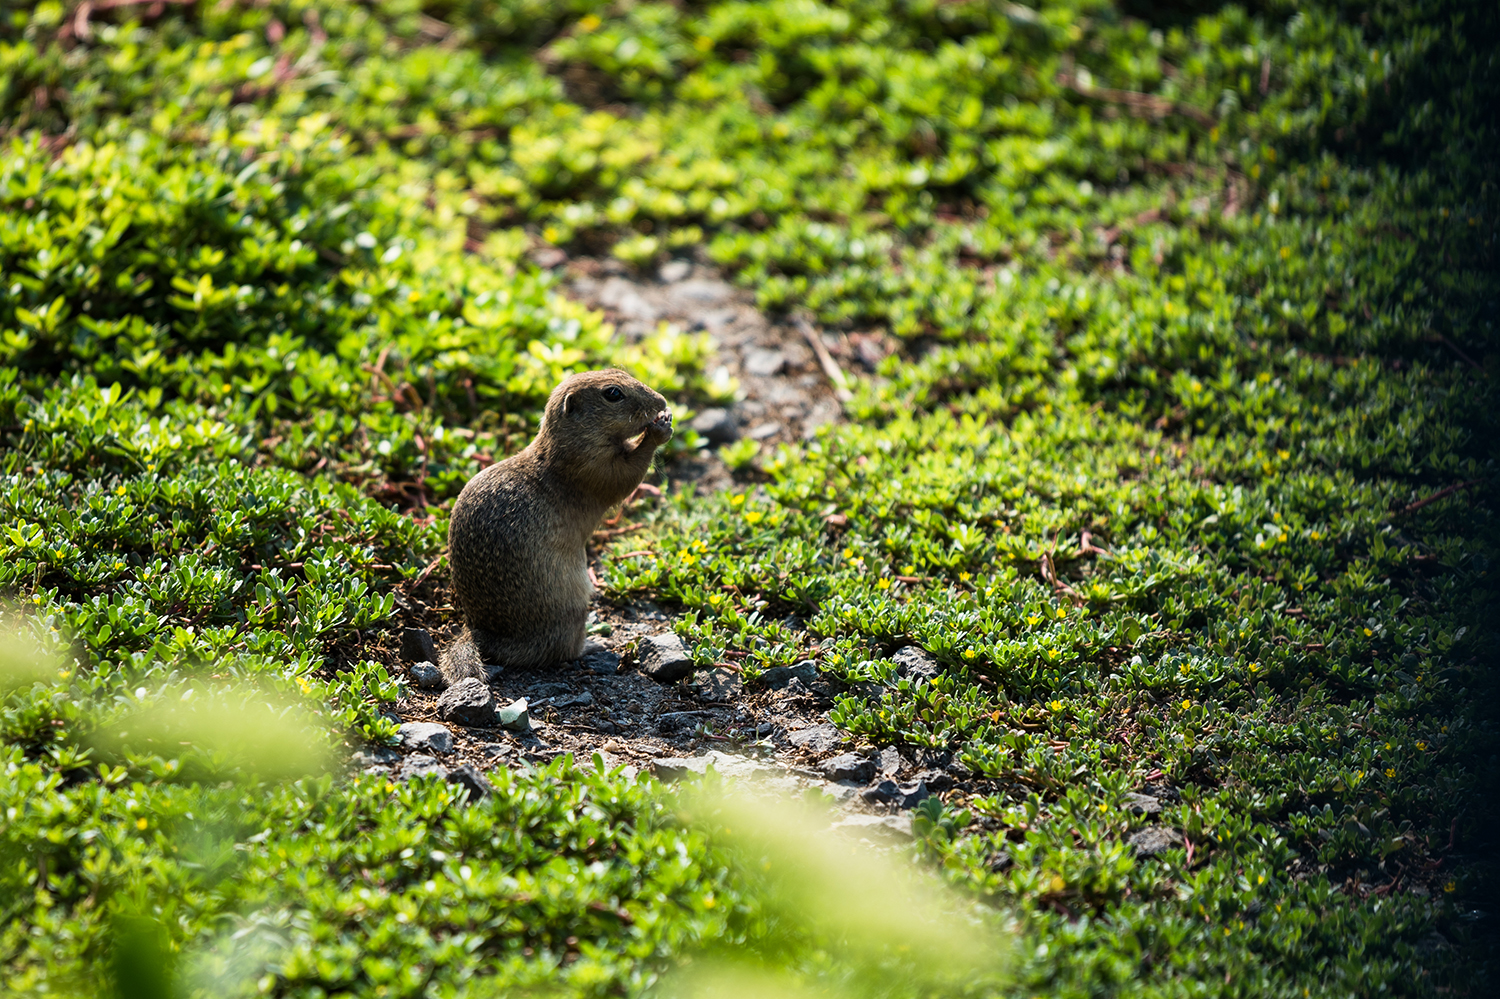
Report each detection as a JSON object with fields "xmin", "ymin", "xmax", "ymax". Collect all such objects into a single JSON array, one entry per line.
[{"xmin": 359, "ymin": 259, "xmax": 968, "ymax": 839}]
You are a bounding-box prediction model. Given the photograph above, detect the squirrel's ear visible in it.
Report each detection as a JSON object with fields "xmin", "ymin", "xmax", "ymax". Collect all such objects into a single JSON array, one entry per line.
[{"xmin": 562, "ymin": 392, "xmax": 574, "ymax": 416}]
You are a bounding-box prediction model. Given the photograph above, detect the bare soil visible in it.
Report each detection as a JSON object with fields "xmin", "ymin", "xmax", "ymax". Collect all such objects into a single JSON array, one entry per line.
[{"xmin": 354, "ymin": 257, "xmax": 972, "ymax": 826}]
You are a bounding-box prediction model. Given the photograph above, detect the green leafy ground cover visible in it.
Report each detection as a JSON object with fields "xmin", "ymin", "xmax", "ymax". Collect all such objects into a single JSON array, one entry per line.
[{"xmin": 1, "ymin": 0, "xmax": 1496, "ymax": 994}]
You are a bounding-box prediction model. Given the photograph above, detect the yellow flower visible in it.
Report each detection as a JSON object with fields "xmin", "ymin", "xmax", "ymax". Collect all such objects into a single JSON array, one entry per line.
[
  {"xmin": 577, "ymin": 13, "xmax": 602, "ymax": 31},
  {"xmin": 1279, "ymin": 246, "xmax": 1291, "ymax": 259},
  {"xmin": 843, "ymin": 547, "xmax": 855, "ymax": 559},
  {"xmin": 1180, "ymin": 699, "xmax": 1192, "ymax": 710},
  {"xmin": 679, "ymin": 552, "xmax": 697, "ymax": 566},
  {"xmin": 958, "ymin": 572, "xmax": 971, "ymax": 582},
  {"xmin": 1056, "ymin": 607, "xmax": 1067, "ymax": 619},
  {"xmin": 963, "ymin": 649, "xmax": 977, "ymax": 660},
  {"xmin": 742, "ymin": 511, "xmax": 763, "ymax": 525},
  {"xmin": 1048, "ymin": 699, "xmax": 1063, "ymax": 711},
  {"xmin": 876, "ymin": 578, "xmax": 891, "ymax": 590},
  {"xmin": 730, "ymin": 493, "xmax": 746, "ymax": 507},
  {"xmin": 1248, "ymin": 662, "xmax": 1260, "ymax": 672},
  {"xmin": 1444, "ymin": 881, "xmax": 1457, "ymax": 893},
  {"xmin": 1363, "ymin": 628, "xmax": 1373, "ymax": 637},
  {"xmin": 1027, "ymin": 614, "xmax": 1042, "ymax": 626},
  {"xmin": 1416, "ymin": 741, "xmax": 1427, "ymax": 751},
  {"xmin": 115, "ymin": 486, "xmax": 126, "ymax": 496},
  {"xmin": 1385, "ymin": 768, "xmax": 1396, "ymax": 778},
  {"xmin": 1310, "ymin": 531, "xmax": 1321, "ymax": 540},
  {"xmin": 136, "ymin": 818, "xmax": 148, "ymax": 830}
]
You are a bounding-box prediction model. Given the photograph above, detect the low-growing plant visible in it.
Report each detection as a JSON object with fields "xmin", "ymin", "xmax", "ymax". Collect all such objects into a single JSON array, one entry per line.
[{"xmin": 1, "ymin": 0, "xmax": 1495, "ymax": 994}]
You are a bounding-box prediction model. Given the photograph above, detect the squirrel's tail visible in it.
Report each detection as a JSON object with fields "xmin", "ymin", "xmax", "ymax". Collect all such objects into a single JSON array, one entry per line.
[{"xmin": 438, "ymin": 626, "xmax": 492, "ymax": 685}]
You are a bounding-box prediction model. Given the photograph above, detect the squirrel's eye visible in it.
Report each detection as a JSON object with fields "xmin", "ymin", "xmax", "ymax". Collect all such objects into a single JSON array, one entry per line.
[{"xmin": 602, "ymin": 386, "xmax": 625, "ymax": 402}]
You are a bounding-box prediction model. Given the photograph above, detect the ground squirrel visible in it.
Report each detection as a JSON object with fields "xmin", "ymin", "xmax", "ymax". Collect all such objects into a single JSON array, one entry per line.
[{"xmin": 439, "ymin": 369, "xmax": 674, "ymax": 683}]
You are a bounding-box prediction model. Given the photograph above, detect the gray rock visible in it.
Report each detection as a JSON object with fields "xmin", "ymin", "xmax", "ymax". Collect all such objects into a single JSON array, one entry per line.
[
  {"xmin": 545, "ymin": 690, "xmax": 594, "ymax": 709},
  {"xmin": 665, "ymin": 278, "xmax": 733, "ymax": 306},
  {"xmin": 891, "ymin": 646, "xmax": 941, "ymax": 683},
  {"xmin": 787, "ymin": 723, "xmax": 841, "ymax": 753},
  {"xmin": 496, "ymin": 697, "xmax": 531, "ymax": 733},
  {"xmin": 578, "ymin": 648, "xmax": 621, "ymax": 673},
  {"xmin": 398, "ymin": 754, "xmax": 448, "ymax": 780},
  {"xmin": 746, "ymin": 421, "xmax": 781, "ymax": 440},
  {"xmin": 401, "ymin": 627, "xmax": 438, "ymax": 664},
  {"xmin": 760, "ymin": 660, "xmax": 817, "ymax": 690},
  {"xmin": 779, "ymin": 678, "xmax": 812, "ymax": 699},
  {"xmin": 911, "ymin": 769, "xmax": 955, "ymax": 793},
  {"xmin": 349, "ymin": 746, "xmax": 400, "ymax": 770},
  {"xmin": 821, "ymin": 753, "xmax": 876, "ymax": 783},
  {"xmin": 877, "ymin": 746, "xmax": 904, "ymax": 776},
  {"xmin": 637, "ymin": 633, "xmax": 696, "ymax": 682},
  {"xmin": 692, "ymin": 667, "xmax": 743, "ymax": 702},
  {"xmin": 1128, "ymin": 826, "xmax": 1179, "ymax": 857},
  {"xmin": 689, "ymin": 407, "xmax": 739, "ymax": 444},
  {"xmin": 397, "ymin": 722, "xmax": 453, "ymax": 754},
  {"xmin": 1124, "ymin": 792, "xmax": 1162, "ymax": 816},
  {"xmin": 744, "ymin": 347, "xmax": 787, "ymax": 376},
  {"xmin": 436, "ymin": 677, "xmax": 496, "ymax": 727},
  {"xmin": 658, "ymin": 259, "xmax": 692, "ymax": 283},
  {"xmin": 657, "ymin": 712, "xmax": 701, "ymax": 735},
  {"xmin": 830, "ymin": 813, "xmax": 913, "ymax": 842},
  {"xmin": 408, "ymin": 661, "xmax": 446, "ymax": 690},
  {"xmin": 860, "ymin": 779, "xmax": 931, "ymax": 809},
  {"xmin": 445, "ymin": 764, "xmax": 493, "ymax": 802},
  {"xmin": 594, "ymin": 278, "xmax": 659, "ymax": 321},
  {"xmin": 531, "ymin": 246, "xmax": 567, "ymax": 269},
  {"xmin": 651, "ymin": 751, "xmax": 775, "ymax": 782}
]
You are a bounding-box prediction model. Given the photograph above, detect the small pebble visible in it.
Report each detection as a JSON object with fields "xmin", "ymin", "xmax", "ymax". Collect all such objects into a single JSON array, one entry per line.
[{"xmin": 408, "ymin": 661, "xmax": 446, "ymax": 690}]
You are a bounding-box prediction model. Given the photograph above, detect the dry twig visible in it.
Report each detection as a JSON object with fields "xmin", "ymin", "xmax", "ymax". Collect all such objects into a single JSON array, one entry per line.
[{"xmin": 793, "ymin": 316, "xmax": 854, "ymax": 405}]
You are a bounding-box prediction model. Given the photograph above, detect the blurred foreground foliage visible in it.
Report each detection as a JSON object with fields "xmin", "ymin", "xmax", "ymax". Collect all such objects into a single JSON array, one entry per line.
[{"xmin": 1, "ymin": 0, "xmax": 1496, "ymax": 995}]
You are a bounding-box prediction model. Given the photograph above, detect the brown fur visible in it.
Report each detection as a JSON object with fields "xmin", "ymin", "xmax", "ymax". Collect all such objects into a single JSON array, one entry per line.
[{"xmin": 439, "ymin": 369, "xmax": 673, "ymax": 683}]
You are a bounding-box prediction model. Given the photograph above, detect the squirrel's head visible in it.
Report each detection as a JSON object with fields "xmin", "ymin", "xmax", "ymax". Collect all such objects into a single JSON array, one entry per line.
[{"xmin": 539, "ymin": 369, "xmax": 673, "ymax": 501}]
